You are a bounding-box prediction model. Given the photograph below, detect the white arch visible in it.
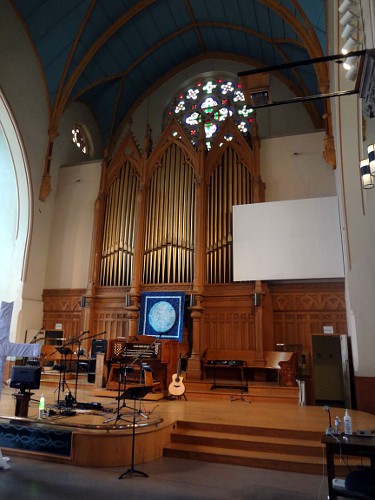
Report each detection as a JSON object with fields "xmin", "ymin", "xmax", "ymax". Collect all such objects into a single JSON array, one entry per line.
[{"xmin": 0, "ymin": 89, "xmax": 32, "ymax": 339}]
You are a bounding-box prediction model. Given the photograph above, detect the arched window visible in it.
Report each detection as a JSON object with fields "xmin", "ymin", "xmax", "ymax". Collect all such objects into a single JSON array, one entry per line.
[
  {"xmin": 167, "ymin": 78, "xmax": 254, "ymax": 150},
  {"xmin": 71, "ymin": 124, "xmax": 90, "ymax": 155}
]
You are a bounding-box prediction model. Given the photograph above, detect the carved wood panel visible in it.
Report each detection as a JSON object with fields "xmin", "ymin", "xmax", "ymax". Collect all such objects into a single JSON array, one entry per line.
[{"xmin": 42, "ymin": 289, "xmax": 85, "ymax": 344}]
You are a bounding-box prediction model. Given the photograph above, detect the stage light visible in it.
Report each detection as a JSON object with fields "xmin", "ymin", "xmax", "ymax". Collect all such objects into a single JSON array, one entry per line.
[
  {"xmin": 338, "ymin": 0, "xmax": 353, "ymax": 14},
  {"xmin": 341, "ymin": 23, "xmax": 355, "ymax": 39},
  {"xmin": 345, "ymin": 64, "xmax": 358, "ymax": 81},
  {"xmin": 360, "ymin": 159, "xmax": 374, "ymax": 189},
  {"xmin": 340, "ymin": 10, "xmax": 355, "ymax": 26},
  {"xmin": 342, "ymin": 36, "xmax": 358, "ymax": 54},
  {"xmin": 368, "ymin": 144, "xmax": 375, "ymax": 174},
  {"xmin": 343, "ymin": 56, "xmax": 357, "ymax": 70},
  {"xmin": 344, "ymin": 56, "xmax": 359, "ymax": 81}
]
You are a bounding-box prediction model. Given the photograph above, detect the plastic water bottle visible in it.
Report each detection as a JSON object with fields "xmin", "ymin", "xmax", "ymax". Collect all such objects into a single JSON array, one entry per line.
[
  {"xmin": 343, "ymin": 409, "xmax": 352, "ymax": 435},
  {"xmin": 334, "ymin": 416, "xmax": 341, "ymax": 434},
  {"xmin": 39, "ymin": 394, "xmax": 45, "ymax": 418}
]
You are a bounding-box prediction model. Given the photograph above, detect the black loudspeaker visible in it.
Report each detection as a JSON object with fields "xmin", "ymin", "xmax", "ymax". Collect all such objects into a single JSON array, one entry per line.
[
  {"xmin": 91, "ymin": 339, "xmax": 108, "ymax": 358},
  {"xmin": 10, "ymin": 365, "xmax": 42, "ymax": 392},
  {"xmin": 88, "ymin": 359, "xmax": 96, "ymax": 383}
]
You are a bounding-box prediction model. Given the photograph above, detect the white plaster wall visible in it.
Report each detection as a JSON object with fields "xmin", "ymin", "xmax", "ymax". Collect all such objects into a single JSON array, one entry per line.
[
  {"xmin": 45, "ymin": 161, "xmax": 101, "ymax": 289},
  {"xmin": 329, "ymin": 0, "xmax": 375, "ymax": 377},
  {"xmin": 260, "ymin": 132, "xmax": 337, "ymax": 201},
  {"xmin": 0, "ymin": 2, "xmax": 103, "ymax": 340},
  {"xmin": 0, "ymin": 2, "xmax": 50, "ymax": 340}
]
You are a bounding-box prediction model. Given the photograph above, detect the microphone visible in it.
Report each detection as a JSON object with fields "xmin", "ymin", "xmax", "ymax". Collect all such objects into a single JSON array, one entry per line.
[
  {"xmin": 77, "ymin": 330, "xmax": 90, "ymax": 339},
  {"xmin": 31, "ymin": 326, "xmax": 44, "ymax": 342},
  {"xmin": 323, "ymin": 405, "xmax": 334, "ymax": 434}
]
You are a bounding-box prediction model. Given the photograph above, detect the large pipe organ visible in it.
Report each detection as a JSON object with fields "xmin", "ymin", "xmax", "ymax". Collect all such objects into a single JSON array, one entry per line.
[
  {"xmin": 98, "ymin": 116, "xmax": 259, "ymax": 290},
  {"xmin": 42, "ymin": 115, "xmax": 347, "ymax": 393}
]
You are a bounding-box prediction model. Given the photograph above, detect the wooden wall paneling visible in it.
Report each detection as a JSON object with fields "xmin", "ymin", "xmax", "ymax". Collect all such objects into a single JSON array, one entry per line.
[
  {"xmin": 201, "ymin": 285, "xmax": 255, "ymax": 352},
  {"xmin": 354, "ymin": 377, "xmax": 375, "ymax": 415},
  {"xmin": 269, "ymin": 281, "xmax": 347, "ymax": 405},
  {"xmin": 202, "ymin": 310, "xmax": 254, "ymax": 351},
  {"xmin": 91, "ymin": 309, "xmax": 130, "ymax": 340},
  {"xmin": 42, "ymin": 289, "xmax": 86, "ymax": 346}
]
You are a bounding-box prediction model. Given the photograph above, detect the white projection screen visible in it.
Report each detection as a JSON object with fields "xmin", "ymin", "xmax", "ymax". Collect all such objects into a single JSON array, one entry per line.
[{"xmin": 232, "ymin": 196, "xmax": 345, "ymax": 281}]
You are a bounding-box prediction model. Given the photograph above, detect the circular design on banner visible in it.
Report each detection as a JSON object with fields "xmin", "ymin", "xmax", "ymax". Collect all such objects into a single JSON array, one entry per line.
[{"xmin": 148, "ymin": 300, "xmax": 176, "ymax": 333}]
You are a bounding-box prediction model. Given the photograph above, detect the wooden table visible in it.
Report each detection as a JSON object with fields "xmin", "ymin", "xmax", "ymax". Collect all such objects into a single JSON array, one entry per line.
[{"xmin": 321, "ymin": 433, "xmax": 375, "ymax": 499}]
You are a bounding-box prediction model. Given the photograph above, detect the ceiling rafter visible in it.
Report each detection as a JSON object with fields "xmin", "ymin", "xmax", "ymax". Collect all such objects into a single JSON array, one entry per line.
[
  {"xmin": 10, "ymin": 0, "xmax": 329, "ymax": 197},
  {"xmin": 71, "ymin": 21, "xmax": 322, "ymax": 147},
  {"xmin": 51, "ymin": 0, "xmax": 97, "ymax": 126},
  {"xmin": 54, "ymin": 0, "xmax": 157, "ymax": 123},
  {"xmin": 185, "ymin": 0, "xmax": 206, "ymax": 52}
]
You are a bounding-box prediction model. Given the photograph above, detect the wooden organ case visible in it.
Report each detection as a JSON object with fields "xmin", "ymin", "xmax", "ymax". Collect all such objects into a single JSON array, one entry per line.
[{"xmin": 105, "ymin": 335, "xmax": 179, "ymax": 392}]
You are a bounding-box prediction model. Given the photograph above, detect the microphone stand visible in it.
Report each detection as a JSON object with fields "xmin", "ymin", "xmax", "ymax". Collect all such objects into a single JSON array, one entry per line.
[
  {"xmin": 73, "ymin": 331, "xmax": 106, "ymax": 405},
  {"xmin": 24, "ymin": 327, "xmax": 44, "ymax": 365},
  {"xmin": 53, "ymin": 331, "xmax": 89, "ymax": 407}
]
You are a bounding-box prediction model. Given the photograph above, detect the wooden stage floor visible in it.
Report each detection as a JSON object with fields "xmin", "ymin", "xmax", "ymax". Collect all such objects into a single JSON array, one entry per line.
[{"xmin": 1, "ymin": 378, "xmax": 375, "ymax": 471}]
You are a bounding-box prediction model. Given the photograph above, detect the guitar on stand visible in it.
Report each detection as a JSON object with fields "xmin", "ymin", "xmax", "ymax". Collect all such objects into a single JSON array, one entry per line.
[{"xmin": 168, "ymin": 354, "xmax": 186, "ymax": 399}]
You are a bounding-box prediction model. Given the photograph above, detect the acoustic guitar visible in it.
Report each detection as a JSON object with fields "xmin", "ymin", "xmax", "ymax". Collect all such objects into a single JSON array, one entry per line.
[{"xmin": 168, "ymin": 354, "xmax": 186, "ymax": 396}]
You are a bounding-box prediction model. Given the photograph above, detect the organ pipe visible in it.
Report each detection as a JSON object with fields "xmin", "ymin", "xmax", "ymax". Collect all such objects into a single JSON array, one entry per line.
[
  {"xmin": 100, "ymin": 161, "xmax": 138, "ymax": 286},
  {"xmin": 143, "ymin": 143, "xmax": 195, "ymax": 284},
  {"xmin": 206, "ymin": 147, "xmax": 252, "ymax": 284}
]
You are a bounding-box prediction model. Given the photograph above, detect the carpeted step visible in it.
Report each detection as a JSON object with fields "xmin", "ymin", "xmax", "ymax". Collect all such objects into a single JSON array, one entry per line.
[
  {"xmin": 163, "ymin": 442, "xmax": 325, "ymax": 475},
  {"xmin": 170, "ymin": 428, "xmax": 324, "ymax": 457},
  {"xmin": 163, "ymin": 420, "xmax": 363, "ymax": 476}
]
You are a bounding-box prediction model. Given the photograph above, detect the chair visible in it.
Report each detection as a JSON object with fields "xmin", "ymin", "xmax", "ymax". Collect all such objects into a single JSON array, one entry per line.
[
  {"xmin": 345, "ymin": 465, "xmax": 375, "ymax": 499},
  {"xmin": 142, "ymin": 364, "xmax": 161, "ymax": 392}
]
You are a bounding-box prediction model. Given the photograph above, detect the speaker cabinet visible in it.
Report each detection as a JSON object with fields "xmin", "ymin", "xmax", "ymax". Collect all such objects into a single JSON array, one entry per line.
[
  {"xmin": 312, "ymin": 334, "xmax": 352, "ymax": 408},
  {"xmin": 88, "ymin": 358, "xmax": 96, "ymax": 383},
  {"xmin": 91, "ymin": 339, "xmax": 108, "ymax": 358}
]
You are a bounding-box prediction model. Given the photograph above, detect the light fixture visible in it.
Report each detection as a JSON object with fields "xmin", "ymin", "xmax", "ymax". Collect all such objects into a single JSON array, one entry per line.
[
  {"xmin": 343, "ymin": 55, "xmax": 358, "ymax": 70},
  {"xmin": 368, "ymin": 144, "xmax": 375, "ymax": 174},
  {"xmin": 340, "ymin": 10, "xmax": 355, "ymax": 26},
  {"xmin": 343, "ymin": 53, "xmax": 359, "ymax": 81},
  {"xmin": 345, "ymin": 63, "xmax": 358, "ymax": 81},
  {"xmin": 342, "ymin": 36, "xmax": 358, "ymax": 54},
  {"xmin": 360, "ymin": 159, "xmax": 374, "ymax": 189},
  {"xmin": 239, "ymin": 73, "xmax": 271, "ymax": 107},
  {"xmin": 341, "ymin": 23, "xmax": 355, "ymax": 39},
  {"xmin": 338, "ymin": 0, "xmax": 353, "ymax": 14}
]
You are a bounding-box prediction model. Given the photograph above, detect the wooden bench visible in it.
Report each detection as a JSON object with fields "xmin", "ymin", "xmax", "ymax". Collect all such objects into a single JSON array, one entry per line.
[{"xmin": 201, "ymin": 349, "xmax": 298, "ymax": 387}]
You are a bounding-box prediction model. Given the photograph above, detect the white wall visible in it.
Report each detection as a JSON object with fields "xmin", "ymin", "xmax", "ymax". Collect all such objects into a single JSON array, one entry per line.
[
  {"xmin": 45, "ymin": 161, "xmax": 101, "ymax": 289},
  {"xmin": 0, "ymin": 2, "xmax": 103, "ymax": 341},
  {"xmin": 329, "ymin": 0, "xmax": 375, "ymax": 377},
  {"xmin": 260, "ymin": 132, "xmax": 337, "ymax": 201}
]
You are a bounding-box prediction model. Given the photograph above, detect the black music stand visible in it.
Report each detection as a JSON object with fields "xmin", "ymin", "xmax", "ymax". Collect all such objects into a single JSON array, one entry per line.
[
  {"xmin": 118, "ymin": 386, "xmax": 153, "ymax": 479},
  {"xmin": 230, "ymin": 361, "xmax": 251, "ymax": 403},
  {"xmin": 103, "ymin": 364, "xmax": 134, "ymax": 424}
]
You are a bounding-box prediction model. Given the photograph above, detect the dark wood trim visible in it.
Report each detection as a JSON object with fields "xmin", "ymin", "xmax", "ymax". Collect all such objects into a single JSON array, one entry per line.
[{"xmin": 355, "ymin": 376, "xmax": 375, "ymax": 415}]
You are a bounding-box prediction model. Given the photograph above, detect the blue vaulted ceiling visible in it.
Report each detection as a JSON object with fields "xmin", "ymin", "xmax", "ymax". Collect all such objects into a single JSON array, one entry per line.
[{"xmin": 11, "ymin": 0, "xmax": 327, "ymax": 151}]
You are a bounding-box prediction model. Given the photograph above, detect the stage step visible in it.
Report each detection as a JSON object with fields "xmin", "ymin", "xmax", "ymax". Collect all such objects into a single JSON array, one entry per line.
[
  {"xmin": 163, "ymin": 421, "xmax": 346, "ymax": 475},
  {"xmin": 184, "ymin": 380, "xmax": 299, "ymax": 404}
]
